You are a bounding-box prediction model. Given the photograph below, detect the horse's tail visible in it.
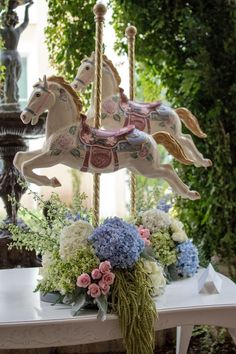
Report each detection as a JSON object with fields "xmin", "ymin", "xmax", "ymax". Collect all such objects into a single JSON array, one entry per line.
[
  {"xmin": 175, "ymin": 107, "xmax": 207, "ymax": 138},
  {"xmin": 152, "ymin": 132, "xmax": 194, "ymax": 165}
]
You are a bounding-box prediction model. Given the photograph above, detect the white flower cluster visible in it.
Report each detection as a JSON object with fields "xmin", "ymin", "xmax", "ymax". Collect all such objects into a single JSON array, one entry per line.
[
  {"xmin": 140, "ymin": 208, "xmax": 188, "ymax": 243},
  {"xmin": 39, "ymin": 251, "xmax": 53, "ymax": 279},
  {"xmin": 170, "ymin": 219, "xmax": 188, "ymax": 243},
  {"xmin": 143, "ymin": 260, "xmax": 166, "ymax": 296},
  {"xmin": 141, "ymin": 209, "xmax": 172, "ymax": 232},
  {"xmin": 59, "ymin": 220, "xmax": 94, "ymax": 260}
]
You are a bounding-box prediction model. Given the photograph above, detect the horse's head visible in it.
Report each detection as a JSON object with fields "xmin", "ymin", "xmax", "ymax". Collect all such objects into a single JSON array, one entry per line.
[
  {"xmin": 71, "ymin": 52, "xmax": 95, "ymax": 92},
  {"xmin": 71, "ymin": 53, "xmax": 121, "ymax": 95},
  {"xmin": 20, "ymin": 75, "xmax": 56, "ymax": 125}
]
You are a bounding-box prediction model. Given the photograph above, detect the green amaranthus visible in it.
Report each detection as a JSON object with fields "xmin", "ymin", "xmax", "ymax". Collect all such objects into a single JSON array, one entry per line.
[{"xmin": 112, "ymin": 261, "xmax": 157, "ymax": 354}]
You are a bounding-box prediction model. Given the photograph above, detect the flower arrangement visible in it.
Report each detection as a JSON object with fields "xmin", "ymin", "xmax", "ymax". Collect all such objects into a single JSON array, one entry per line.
[
  {"xmin": 8, "ymin": 191, "xmax": 199, "ymax": 354},
  {"xmin": 137, "ymin": 208, "xmax": 199, "ymax": 281}
]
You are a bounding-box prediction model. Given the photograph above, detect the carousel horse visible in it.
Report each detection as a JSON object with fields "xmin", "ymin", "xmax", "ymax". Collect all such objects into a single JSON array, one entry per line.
[
  {"xmin": 71, "ymin": 52, "xmax": 212, "ymax": 168},
  {"xmin": 13, "ymin": 75, "xmax": 200, "ymax": 200}
]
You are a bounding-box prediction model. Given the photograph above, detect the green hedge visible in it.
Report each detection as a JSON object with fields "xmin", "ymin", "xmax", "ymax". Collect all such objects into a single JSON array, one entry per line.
[{"xmin": 111, "ymin": 0, "xmax": 236, "ymax": 278}]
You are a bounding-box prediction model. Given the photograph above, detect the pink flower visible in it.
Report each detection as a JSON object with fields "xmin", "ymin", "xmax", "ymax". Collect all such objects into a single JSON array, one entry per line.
[
  {"xmin": 139, "ymin": 146, "xmax": 149, "ymax": 158},
  {"xmin": 138, "ymin": 225, "xmax": 151, "ymax": 239},
  {"xmin": 102, "ymin": 99, "xmax": 117, "ymax": 115},
  {"xmin": 102, "ymin": 271, "xmax": 115, "ymax": 285},
  {"xmin": 98, "ymin": 280, "xmax": 110, "ymax": 296},
  {"xmin": 87, "ymin": 283, "xmax": 101, "ymax": 298},
  {"xmin": 76, "ymin": 273, "xmax": 91, "ymax": 288},
  {"xmin": 99, "ymin": 261, "xmax": 112, "ymax": 274},
  {"xmin": 91, "ymin": 268, "xmax": 102, "ymax": 280},
  {"xmin": 82, "ymin": 133, "xmax": 94, "ymax": 144},
  {"xmin": 106, "ymin": 136, "xmax": 117, "ymax": 146},
  {"xmin": 57, "ymin": 134, "xmax": 74, "ymax": 150},
  {"xmin": 143, "ymin": 238, "xmax": 151, "ymax": 247}
]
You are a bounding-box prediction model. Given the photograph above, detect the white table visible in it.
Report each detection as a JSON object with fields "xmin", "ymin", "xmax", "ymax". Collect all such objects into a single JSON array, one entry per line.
[{"xmin": 0, "ymin": 268, "xmax": 236, "ymax": 353}]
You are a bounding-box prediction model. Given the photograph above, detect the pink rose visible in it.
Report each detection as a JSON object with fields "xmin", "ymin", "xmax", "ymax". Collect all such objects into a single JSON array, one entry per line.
[
  {"xmin": 138, "ymin": 225, "xmax": 150, "ymax": 239},
  {"xmin": 91, "ymin": 268, "xmax": 102, "ymax": 280},
  {"xmin": 98, "ymin": 280, "xmax": 110, "ymax": 296},
  {"xmin": 143, "ymin": 238, "xmax": 151, "ymax": 247},
  {"xmin": 76, "ymin": 273, "xmax": 91, "ymax": 288},
  {"xmin": 139, "ymin": 146, "xmax": 149, "ymax": 158},
  {"xmin": 57, "ymin": 134, "xmax": 74, "ymax": 150},
  {"xmin": 87, "ymin": 283, "xmax": 101, "ymax": 298},
  {"xmin": 102, "ymin": 272, "xmax": 115, "ymax": 285},
  {"xmin": 102, "ymin": 99, "xmax": 117, "ymax": 115},
  {"xmin": 99, "ymin": 261, "xmax": 112, "ymax": 274}
]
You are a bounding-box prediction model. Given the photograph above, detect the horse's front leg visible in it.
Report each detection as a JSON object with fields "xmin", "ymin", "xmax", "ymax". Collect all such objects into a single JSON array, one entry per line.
[
  {"xmin": 14, "ymin": 149, "xmax": 42, "ymax": 174},
  {"xmin": 21, "ymin": 151, "xmax": 63, "ymax": 187}
]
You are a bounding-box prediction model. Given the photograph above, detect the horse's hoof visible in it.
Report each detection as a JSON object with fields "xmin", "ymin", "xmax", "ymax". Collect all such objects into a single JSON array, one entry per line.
[
  {"xmin": 189, "ymin": 191, "xmax": 201, "ymax": 200},
  {"xmin": 205, "ymin": 159, "xmax": 213, "ymax": 167},
  {"xmin": 51, "ymin": 177, "xmax": 61, "ymax": 188}
]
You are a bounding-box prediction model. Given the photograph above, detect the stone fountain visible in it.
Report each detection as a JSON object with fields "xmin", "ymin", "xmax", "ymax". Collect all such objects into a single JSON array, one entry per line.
[{"xmin": 0, "ymin": 0, "xmax": 44, "ymax": 268}]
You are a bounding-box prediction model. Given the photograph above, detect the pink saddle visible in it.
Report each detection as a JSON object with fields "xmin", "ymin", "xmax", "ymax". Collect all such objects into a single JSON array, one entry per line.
[
  {"xmin": 119, "ymin": 88, "xmax": 162, "ymax": 116},
  {"xmin": 128, "ymin": 100, "xmax": 162, "ymax": 115},
  {"xmin": 94, "ymin": 125, "xmax": 135, "ymax": 138}
]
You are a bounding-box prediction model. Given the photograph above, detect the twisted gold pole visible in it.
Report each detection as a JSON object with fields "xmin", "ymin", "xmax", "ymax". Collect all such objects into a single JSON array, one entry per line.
[
  {"xmin": 92, "ymin": 3, "xmax": 107, "ymax": 227},
  {"xmin": 126, "ymin": 25, "xmax": 137, "ymax": 218}
]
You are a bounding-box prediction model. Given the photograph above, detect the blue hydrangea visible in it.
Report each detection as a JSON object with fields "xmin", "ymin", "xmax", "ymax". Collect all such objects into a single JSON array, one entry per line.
[
  {"xmin": 66, "ymin": 212, "xmax": 89, "ymax": 222},
  {"xmin": 175, "ymin": 240, "xmax": 199, "ymax": 277},
  {"xmin": 156, "ymin": 194, "xmax": 172, "ymax": 213},
  {"xmin": 88, "ymin": 217, "xmax": 145, "ymax": 269}
]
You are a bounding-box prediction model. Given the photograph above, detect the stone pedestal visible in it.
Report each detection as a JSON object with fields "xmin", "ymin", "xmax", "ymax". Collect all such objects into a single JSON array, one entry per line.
[{"xmin": 0, "ymin": 110, "xmax": 45, "ymax": 268}]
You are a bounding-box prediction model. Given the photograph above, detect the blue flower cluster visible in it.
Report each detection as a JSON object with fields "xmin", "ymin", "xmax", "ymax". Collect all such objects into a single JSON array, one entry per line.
[
  {"xmin": 88, "ymin": 217, "xmax": 145, "ymax": 269},
  {"xmin": 175, "ymin": 240, "xmax": 199, "ymax": 277},
  {"xmin": 156, "ymin": 195, "xmax": 172, "ymax": 213},
  {"xmin": 66, "ymin": 212, "xmax": 89, "ymax": 222}
]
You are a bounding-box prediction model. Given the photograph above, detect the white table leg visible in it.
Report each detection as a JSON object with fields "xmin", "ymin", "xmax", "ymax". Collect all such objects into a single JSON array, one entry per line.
[
  {"xmin": 176, "ymin": 325, "xmax": 194, "ymax": 354},
  {"xmin": 228, "ymin": 328, "xmax": 236, "ymax": 345}
]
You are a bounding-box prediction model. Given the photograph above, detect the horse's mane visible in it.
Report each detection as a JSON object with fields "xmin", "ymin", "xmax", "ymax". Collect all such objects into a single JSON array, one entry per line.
[
  {"xmin": 47, "ymin": 76, "xmax": 83, "ymax": 118},
  {"xmin": 102, "ymin": 55, "xmax": 121, "ymax": 86},
  {"xmin": 82, "ymin": 53, "xmax": 122, "ymax": 87}
]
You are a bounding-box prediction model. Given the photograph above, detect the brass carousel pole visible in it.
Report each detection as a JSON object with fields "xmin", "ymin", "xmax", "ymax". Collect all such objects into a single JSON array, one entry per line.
[
  {"xmin": 92, "ymin": 3, "xmax": 107, "ymax": 227},
  {"xmin": 126, "ymin": 25, "xmax": 137, "ymax": 217}
]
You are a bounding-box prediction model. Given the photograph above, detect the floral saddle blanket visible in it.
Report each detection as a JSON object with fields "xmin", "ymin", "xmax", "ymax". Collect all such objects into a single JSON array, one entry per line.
[
  {"xmin": 119, "ymin": 88, "xmax": 162, "ymax": 133},
  {"xmin": 79, "ymin": 116, "xmax": 145, "ymax": 171}
]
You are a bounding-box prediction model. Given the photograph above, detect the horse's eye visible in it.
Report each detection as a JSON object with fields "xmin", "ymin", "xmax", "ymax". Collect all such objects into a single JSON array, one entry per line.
[
  {"xmin": 35, "ymin": 92, "xmax": 41, "ymax": 97},
  {"xmin": 85, "ymin": 66, "xmax": 90, "ymax": 70}
]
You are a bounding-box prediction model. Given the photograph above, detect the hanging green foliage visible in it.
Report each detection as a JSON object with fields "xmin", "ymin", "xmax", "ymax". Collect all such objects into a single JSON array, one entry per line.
[{"xmin": 112, "ymin": 261, "xmax": 157, "ymax": 354}]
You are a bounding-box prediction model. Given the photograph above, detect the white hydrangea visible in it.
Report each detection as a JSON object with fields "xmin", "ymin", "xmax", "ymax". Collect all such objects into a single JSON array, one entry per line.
[
  {"xmin": 143, "ymin": 260, "xmax": 166, "ymax": 296},
  {"xmin": 141, "ymin": 209, "xmax": 171, "ymax": 233},
  {"xmin": 39, "ymin": 251, "xmax": 53, "ymax": 278},
  {"xmin": 59, "ymin": 220, "xmax": 93, "ymax": 260},
  {"xmin": 170, "ymin": 219, "xmax": 188, "ymax": 243}
]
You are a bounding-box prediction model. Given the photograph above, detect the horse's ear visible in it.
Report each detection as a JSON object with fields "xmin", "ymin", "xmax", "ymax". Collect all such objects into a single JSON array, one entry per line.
[
  {"xmin": 91, "ymin": 51, "xmax": 95, "ymax": 59},
  {"xmin": 43, "ymin": 75, "xmax": 48, "ymax": 90},
  {"xmin": 39, "ymin": 77, "xmax": 42, "ymax": 82}
]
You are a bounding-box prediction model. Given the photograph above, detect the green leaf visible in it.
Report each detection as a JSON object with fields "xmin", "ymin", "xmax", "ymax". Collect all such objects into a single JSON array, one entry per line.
[
  {"xmin": 130, "ymin": 152, "xmax": 138, "ymax": 159},
  {"xmin": 141, "ymin": 246, "xmax": 156, "ymax": 261},
  {"xmin": 94, "ymin": 295, "xmax": 108, "ymax": 321},
  {"xmin": 50, "ymin": 149, "xmax": 62, "ymax": 156},
  {"xmin": 69, "ymin": 126, "xmax": 77, "ymax": 135},
  {"xmin": 146, "ymin": 154, "xmax": 153, "ymax": 162},
  {"xmin": 71, "ymin": 293, "xmax": 87, "ymax": 316},
  {"xmin": 70, "ymin": 148, "xmax": 80, "ymax": 158},
  {"xmin": 113, "ymin": 114, "xmax": 121, "ymax": 121}
]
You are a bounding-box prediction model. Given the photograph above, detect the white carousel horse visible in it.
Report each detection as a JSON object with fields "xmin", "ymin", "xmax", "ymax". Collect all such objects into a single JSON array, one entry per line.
[
  {"xmin": 71, "ymin": 52, "xmax": 212, "ymax": 168},
  {"xmin": 13, "ymin": 75, "xmax": 200, "ymax": 200}
]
